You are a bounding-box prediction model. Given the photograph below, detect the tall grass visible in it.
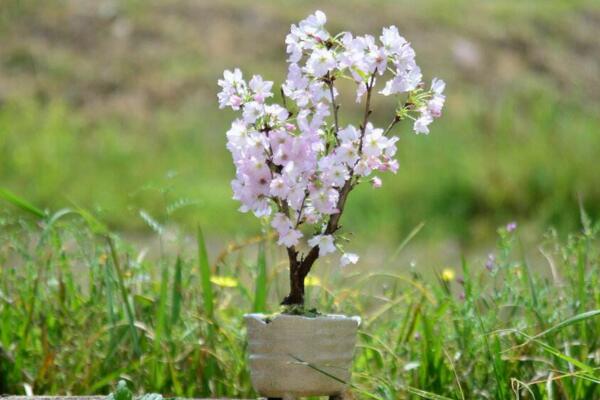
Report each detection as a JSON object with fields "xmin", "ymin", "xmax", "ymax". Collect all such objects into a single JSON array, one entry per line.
[{"xmin": 1, "ymin": 194, "xmax": 599, "ymax": 398}]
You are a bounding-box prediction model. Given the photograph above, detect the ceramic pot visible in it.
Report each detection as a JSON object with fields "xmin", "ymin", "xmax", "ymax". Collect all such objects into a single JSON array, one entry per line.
[{"xmin": 244, "ymin": 313, "xmax": 360, "ymax": 399}]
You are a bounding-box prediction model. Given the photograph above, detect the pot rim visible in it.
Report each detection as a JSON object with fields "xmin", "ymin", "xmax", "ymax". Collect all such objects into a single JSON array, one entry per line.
[{"xmin": 244, "ymin": 312, "xmax": 361, "ymax": 325}]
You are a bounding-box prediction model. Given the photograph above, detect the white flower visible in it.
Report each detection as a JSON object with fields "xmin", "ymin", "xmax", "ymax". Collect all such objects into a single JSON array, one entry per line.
[
  {"xmin": 380, "ymin": 66, "xmax": 422, "ymax": 96},
  {"xmin": 340, "ymin": 252, "xmax": 359, "ymax": 267},
  {"xmin": 249, "ymin": 75, "xmax": 273, "ymax": 103},
  {"xmin": 414, "ymin": 112, "xmax": 433, "ymax": 134},
  {"xmin": 427, "ymin": 78, "xmax": 446, "ymax": 117},
  {"xmin": 308, "ymin": 234, "xmax": 336, "ymax": 255},
  {"xmin": 217, "ymin": 68, "xmax": 247, "ymax": 109},
  {"xmin": 363, "ymin": 124, "xmax": 386, "ymax": 157},
  {"xmin": 306, "ymin": 48, "xmax": 336, "ymax": 77},
  {"xmin": 269, "ymin": 175, "xmax": 290, "ymax": 198},
  {"xmin": 285, "ymin": 27, "xmax": 304, "ymax": 63},
  {"xmin": 353, "ymin": 158, "xmax": 372, "ymax": 177},
  {"xmin": 367, "ymin": 46, "xmax": 388, "ymax": 75},
  {"xmin": 338, "ymin": 125, "xmax": 360, "ymax": 143},
  {"xmin": 335, "ymin": 142, "xmax": 359, "ymax": 166},
  {"xmin": 271, "ymin": 213, "xmax": 303, "ymax": 247},
  {"xmin": 355, "ymin": 81, "xmax": 367, "ymax": 103},
  {"xmin": 431, "ymin": 77, "xmax": 446, "ymax": 94},
  {"xmin": 219, "ymin": 68, "xmax": 244, "ymax": 88},
  {"xmin": 271, "ymin": 212, "xmax": 292, "ymax": 233},
  {"xmin": 380, "ymin": 26, "xmax": 407, "ymax": 55},
  {"xmin": 393, "ymin": 44, "xmax": 417, "ymax": 71},
  {"xmin": 299, "ymin": 10, "xmax": 328, "ymax": 41},
  {"xmin": 324, "ymin": 162, "xmax": 350, "ymax": 187},
  {"xmin": 427, "ymin": 96, "xmax": 445, "ymax": 118},
  {"xmin": 242, "ymin": 101, "xmax": 263, "ymax": 124}
]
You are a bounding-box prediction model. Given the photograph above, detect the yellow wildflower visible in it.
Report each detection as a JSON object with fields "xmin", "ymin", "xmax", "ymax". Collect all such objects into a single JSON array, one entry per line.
[
  {"xmin": 441, "ymin": 268, "xmax": 455, "ymax": 282},
  {"xmin": 304, "ymin": 275, "xmax": 322, "ymax": 287},
  {"xmin": 210, "ymin": 276, "xmax": 238, "ymax": 287}
]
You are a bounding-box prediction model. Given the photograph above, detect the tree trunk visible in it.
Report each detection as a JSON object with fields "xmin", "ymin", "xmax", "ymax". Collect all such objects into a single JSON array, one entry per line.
[
  {"xmin": 281, "ymin": 265, "xmax": 305, "ymax": 306},
  {"xmin": 280, "ymin": 246, "xmax": 319, "ymax": 306}
]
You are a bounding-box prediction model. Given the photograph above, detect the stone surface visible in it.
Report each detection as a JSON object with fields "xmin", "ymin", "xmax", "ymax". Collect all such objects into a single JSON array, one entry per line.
[{"xmin": 245, "ymin": 313, "xmax": 360, "ymax": 399}]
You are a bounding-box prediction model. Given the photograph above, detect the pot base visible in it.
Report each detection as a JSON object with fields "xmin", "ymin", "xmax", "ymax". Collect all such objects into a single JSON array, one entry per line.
[{"xmin": 266, "ymin": 394, "xmax": 347, "ymax": 400}]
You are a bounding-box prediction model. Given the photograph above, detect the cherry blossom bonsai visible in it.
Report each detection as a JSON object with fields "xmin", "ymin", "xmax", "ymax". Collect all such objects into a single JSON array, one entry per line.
[
  {"xmin": 217, "ymin": 10, "xmax": 445, "ymax": 397},
  {"xmin": 218, "ymin": 10, "xmax": 445, "ymax": 309}
]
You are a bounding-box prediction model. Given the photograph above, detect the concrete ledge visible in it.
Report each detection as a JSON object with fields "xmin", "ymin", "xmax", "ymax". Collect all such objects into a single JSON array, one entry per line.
[{"xmin": 1, "ymin": 397, "xmax": 252, "ymax": 400}]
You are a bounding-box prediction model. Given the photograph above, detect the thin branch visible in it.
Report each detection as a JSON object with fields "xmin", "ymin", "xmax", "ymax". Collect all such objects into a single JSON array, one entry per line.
[
  {"xmin": 358, "ymin": 73, "xmax": 376, "ymax": 156},
  {"xmin": 383, "ymin": 115, "xmax": 401, "ymax": 136},
  {"xmin": 293, "ymin": 192, "xmax": 308, "ymax": 228}
]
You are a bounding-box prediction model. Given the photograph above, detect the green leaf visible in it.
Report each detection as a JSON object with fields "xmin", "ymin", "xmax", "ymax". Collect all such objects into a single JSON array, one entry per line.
[{"xmin": 0, "ymin": 187, "xmax": 45, "ymax": 219}]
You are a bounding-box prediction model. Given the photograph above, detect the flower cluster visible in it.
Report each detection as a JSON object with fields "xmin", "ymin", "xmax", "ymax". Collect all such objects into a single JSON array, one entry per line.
[{"xmin": 218, "ymin": 10, "xmax": 445, "ymax": 267}]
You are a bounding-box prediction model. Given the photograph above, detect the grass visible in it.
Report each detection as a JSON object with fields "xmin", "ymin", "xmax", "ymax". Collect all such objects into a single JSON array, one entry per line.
[{"xmin": 1, "ymin": 193, "xmax": 599, "ymax": 399}]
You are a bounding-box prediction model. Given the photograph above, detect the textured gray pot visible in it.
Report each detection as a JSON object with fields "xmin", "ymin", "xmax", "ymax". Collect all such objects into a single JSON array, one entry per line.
[{"xmin": 244, "ymin": 313, "xmax": 360, "ymax": 399}]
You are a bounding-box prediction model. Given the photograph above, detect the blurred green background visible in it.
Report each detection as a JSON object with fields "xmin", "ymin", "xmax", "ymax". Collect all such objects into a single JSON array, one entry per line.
[{"xmin": 1, "ymin": 0, "xmax": 599, "ymax": 249}]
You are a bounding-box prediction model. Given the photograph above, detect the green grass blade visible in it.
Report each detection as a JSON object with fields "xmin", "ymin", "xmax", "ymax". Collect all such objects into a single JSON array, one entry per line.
[
  {"xmin": 503, "ymin": 329, "xmax": 598, "ymax": 379},
  {"xmin": 106, "ymin": 236, "xmax": 140, "ymax": 355},
  {"xmin": 404, "ymin": 386, "xmax": 455, "ymax": 400},
  {"xmin": 157, "ymin": 259, "xmax": 170, "ymax": 339},
  {"xmin": 388, "ymin": 221, "xmax": 425, "ymax": 262},
  {"xmin": 0, "ymin": 187, "xmax": 45, "ymax": 219},
  {"xmin": 171, "ymin": 256, "xmax": 183, "ymax": 325},
  {"xmin": 532, "ymin": 337, "xmax": 595, "ymax": 375},
  {"xmin": 532, "ymin": 309, "xmax": 600, "ymax": 341},
  {"xmin": 253, "ymin": 242, "xmax": 267, "ymax": 313},
  {"xmin": 478, "ymin": 315, "xmax": 508, "ymax": 400},
  {"xmin": 197, "ymin": 225, "xmax": 214, "ymax": 319},
  {"xmin": 519, "ymin": 240, "xmax": 539, "ymax": 309},
  {"xmin": 73, "ymin": 205, "xmax": 109, "ymax": 235}
]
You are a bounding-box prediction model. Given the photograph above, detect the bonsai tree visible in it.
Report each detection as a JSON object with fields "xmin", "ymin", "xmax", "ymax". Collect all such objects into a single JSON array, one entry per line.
[{"xmin": 218, "ymin": 10, "xmax": 445, "ymax": 307}]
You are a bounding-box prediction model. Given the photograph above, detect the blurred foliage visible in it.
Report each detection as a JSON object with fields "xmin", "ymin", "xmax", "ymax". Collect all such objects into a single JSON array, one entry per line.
[{"xmin": 0, "ymin": 0, "xmax": 599, "ymax": 246}]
